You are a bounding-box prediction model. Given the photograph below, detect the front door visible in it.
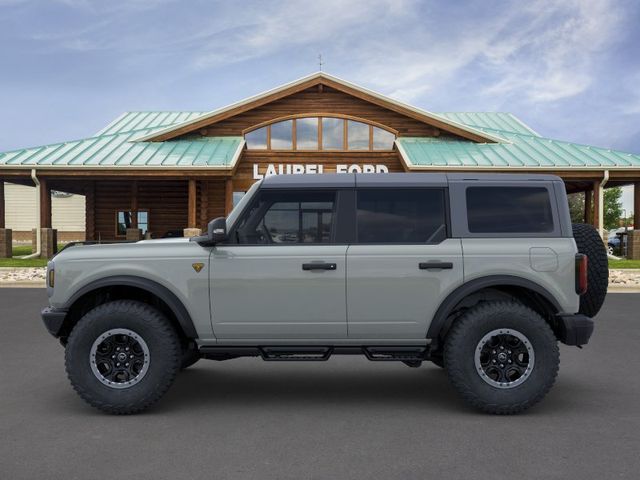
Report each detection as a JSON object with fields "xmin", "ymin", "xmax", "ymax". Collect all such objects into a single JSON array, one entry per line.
[
  {"xmin": 346, "ymin": 187, "xmax": 464, "ymax": 339},
  {"xmin": 209, "ymin": 188, "xmax": 347, "ymax": 339}
]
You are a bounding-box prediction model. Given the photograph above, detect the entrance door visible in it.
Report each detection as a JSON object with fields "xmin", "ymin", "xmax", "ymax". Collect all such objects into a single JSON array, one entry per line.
[
  {"xmin": 346, "ymin": 188, "xmax": 463, "ymax": 339},
  {"xmin": 209, "ymin": 188, "xmax": 347, "ymax": 339}
]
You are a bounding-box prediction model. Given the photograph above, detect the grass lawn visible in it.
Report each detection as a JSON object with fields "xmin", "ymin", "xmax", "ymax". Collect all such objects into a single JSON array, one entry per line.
[
  {"xmin": 0, "ymin": 244, "xmax": 66, "ymax": 268},
  {"xmin": 609, "ymin": 259, "xmax": 640, "ymax": 269}
]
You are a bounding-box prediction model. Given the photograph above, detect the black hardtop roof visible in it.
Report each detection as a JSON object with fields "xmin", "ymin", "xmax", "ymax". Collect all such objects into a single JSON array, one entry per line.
[{"xmin": 259, "ymin": 172, "xmax": 562, "ymax": 189}]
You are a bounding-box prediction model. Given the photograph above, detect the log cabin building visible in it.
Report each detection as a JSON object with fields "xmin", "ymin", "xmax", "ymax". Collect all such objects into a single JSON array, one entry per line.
[{"xmin": 2, "ymin": 72, "xmax": 640, "ymax": 258}]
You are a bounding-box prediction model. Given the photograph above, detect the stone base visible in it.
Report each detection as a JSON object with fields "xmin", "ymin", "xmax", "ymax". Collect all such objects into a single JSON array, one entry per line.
[
  {"xmin": 126, "ymin": 228, "xmax": 143, "ymax": 241},
  {"xmin": 0, "ymin": 229, "xmax": 12, "ymax": 258},
  {"xmin": 31, "ymin": 228, "xmax": 58, "ymax": 259},
  {"xmin": 183, "ymin": 228, "xmax": 202, "ymax": 238},
  {"xmin": 627, "ymin": 230, "xmax": 640, "ymax": 260}
]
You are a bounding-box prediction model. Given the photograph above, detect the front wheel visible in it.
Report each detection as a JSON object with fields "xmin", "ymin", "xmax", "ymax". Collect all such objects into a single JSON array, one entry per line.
[
  {"xmin": 444, "ymin": 301, "xmax": 559, "ymax": 414},
  {"xmin": 65, "ymin": 300, "xmax": 181, "ymax": 414}
]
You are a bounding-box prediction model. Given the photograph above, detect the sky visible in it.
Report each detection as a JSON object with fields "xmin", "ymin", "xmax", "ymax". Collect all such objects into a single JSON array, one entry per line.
[{"xmin": 1, "ymin": 0, "xmax": 639, "ymax": 207}]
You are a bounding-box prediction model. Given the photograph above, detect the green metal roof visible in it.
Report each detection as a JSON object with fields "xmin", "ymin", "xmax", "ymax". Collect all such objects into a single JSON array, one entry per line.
[
  {"xmin": 436, "ymin": 112, "xmax": 540, "ymax": 136},
  {"xmin": 1, "ymin": 109, "xmax": 639, "ymax": 170},
  {"xmin": 0, "ymin": 125, "xmax": 243, "ymax": 168},
  {"xmin": 96, "ymin": 111, "xmax": 207, "ymax": 136},
  {"xmin": 397, "ymin": 130, "xmax": 640, "ymax": 169}
]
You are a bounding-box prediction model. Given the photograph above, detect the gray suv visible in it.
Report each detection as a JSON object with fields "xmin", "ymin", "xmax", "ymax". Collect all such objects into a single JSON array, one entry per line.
[{"xmin": 41, "ymin": 173, "xmax": 608, "ymax": 415}]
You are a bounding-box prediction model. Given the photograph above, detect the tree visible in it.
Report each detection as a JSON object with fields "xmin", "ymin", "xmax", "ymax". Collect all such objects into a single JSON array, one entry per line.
[
  {"xmin": 566, "ymin": 188, "xmax": 623, "ymax": 229},
  {"xmin": 604, "ymin": 187, "xmax": 623, "ymax": 230},
  {"xmin": 567, "ymin": 192, "xmax": 585, "ymax": 224}
]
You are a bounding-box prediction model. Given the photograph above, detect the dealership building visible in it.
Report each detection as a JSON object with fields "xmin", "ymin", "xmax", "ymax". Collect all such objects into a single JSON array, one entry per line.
[{"xmin": 1, "ymin": 72, "xmax": 640, "ymax": 258}]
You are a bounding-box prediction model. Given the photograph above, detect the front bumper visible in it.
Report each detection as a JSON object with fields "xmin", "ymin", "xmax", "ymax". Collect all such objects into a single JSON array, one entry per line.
[
  {"xmin": 41, "ymin": 307, "xmax": 68, "ymax": 338},
  {"xmin": 556, "ymin": 313, "xmax": 594, "ymax": 346}
]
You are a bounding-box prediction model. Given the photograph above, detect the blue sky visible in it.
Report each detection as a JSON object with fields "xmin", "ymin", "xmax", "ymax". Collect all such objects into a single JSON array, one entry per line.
[{"xmin": 1, "ymin": 0, "xmax": 639, "ymax": 205}]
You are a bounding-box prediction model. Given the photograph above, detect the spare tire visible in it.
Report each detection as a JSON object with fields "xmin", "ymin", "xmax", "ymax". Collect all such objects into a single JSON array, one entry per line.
[{"xmin": 572, "ymin": 223, "xmax": 608, "ymax": 317}]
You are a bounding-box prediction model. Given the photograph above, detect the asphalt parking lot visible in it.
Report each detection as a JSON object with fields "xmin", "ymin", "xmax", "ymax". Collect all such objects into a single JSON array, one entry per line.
[{"xmin": 1, "ymin": 289, "xmax": 639, "ymax": 480}]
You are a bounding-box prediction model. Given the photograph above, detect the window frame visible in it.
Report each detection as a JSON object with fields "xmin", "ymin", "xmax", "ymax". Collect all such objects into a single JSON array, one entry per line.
[
  {"xmin": 226, "ymin": 188, "xmax": 343, "ymax": 246},
  {"xmin": 115, "ymin": 209, "xmax": 150, "ymax": 238},
  {"xmin": 353, "ymin": 187, "xmax": 450, "ymax": 245},
  {"xmin": 242, "ymin": 114, "xmax": 398, "ymax": 152}
]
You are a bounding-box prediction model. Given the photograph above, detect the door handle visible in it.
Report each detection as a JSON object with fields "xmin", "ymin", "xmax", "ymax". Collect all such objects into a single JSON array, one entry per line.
[
  {"xmin": 419, "ymin": 261, "xmax": 453, "ymax": 270},
  {"xmin": 302, "ymin": 262, "xmax": 337, "ymax": 271}
]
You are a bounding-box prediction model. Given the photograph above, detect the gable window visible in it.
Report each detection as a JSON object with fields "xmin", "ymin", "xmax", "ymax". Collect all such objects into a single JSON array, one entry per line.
[{"xmin": 244, "ymin": 116, "xmax": 396, "ymax": 151}]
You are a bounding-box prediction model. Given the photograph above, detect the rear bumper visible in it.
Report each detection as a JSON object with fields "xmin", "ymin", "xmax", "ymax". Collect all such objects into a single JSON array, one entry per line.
[
  {"xmin": 556, "ymin": 313, "xmax": 594, "ymax": 346},
  {"xmin": 41, "ymin": 307, "xmax": 68, "ymax": 338}
]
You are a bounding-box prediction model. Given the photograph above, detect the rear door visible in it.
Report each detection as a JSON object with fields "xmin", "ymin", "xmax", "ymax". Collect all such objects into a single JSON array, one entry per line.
[
  {"xmin": 346, "ymin": 185, "xmax": 463, "ymax": 339},
  {"xmin": 209, "ymin": 188, "xmax": 348, "ymax": 339}
]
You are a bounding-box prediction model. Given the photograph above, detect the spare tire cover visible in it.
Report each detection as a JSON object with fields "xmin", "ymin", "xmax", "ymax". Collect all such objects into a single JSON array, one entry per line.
[{"xmin": 572, "ymin": 223, "xmax": 608, "ymax": 317}]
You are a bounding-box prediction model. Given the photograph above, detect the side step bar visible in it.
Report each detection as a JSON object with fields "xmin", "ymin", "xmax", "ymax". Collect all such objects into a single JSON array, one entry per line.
[{"xmin": 199, "ymin": 345, "xmax": 430, "ymax": 362}]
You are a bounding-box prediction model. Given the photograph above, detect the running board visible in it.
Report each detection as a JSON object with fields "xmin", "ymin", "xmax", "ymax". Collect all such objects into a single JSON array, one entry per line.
[
  {"xmin": 363, "ymin": 346, "xmax": 427, "ymax": 362},
  {"xmin": 260, "ymin": 346, "xmax": 333, "ymax": 361},
  {"xmin": 199, "ymin": 345, "xmax": 429, "ymax": 362}
]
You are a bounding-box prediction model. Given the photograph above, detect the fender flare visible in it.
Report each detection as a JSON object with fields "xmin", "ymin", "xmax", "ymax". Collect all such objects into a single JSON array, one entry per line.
[
  {"xmin": 64, "ymin": 275, "xmax": 198, "ymax": 338},
  {"xmin": 426, "ymin": 275, "xmax": 562, "ymax": 340}
]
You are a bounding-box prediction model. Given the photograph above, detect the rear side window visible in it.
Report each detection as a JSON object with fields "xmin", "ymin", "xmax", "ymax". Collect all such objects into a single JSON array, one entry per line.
[
  {"xmin": 356, "ymin": 188, "xmax": 447, "ymax": 243},
  {"xmin": 466, "ymin": 186, "xmax": 553, "ymax": 233}
]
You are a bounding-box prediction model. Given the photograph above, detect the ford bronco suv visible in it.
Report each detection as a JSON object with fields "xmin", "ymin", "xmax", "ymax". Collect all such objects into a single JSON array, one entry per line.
[{"xmin": 42, "ymin": 173, "xmax": 608, "ymax": 415}]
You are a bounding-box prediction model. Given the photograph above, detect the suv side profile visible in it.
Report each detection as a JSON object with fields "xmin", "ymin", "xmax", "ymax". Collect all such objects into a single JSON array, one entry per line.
[{"xmin": 42, "ymin": 173, "xmax": 608, "ymax": 415}]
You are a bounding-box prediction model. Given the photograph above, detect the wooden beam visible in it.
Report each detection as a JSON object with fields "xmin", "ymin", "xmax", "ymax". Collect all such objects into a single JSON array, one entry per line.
[
  {"xmin": 224, "ymin": 178, "xmax": 233, "ymax": 215},
  {"xmin": 188, "ymin": 179, "xmax": 197, "ymax": 228},
  {"xmin": 0, "ymin": 181, "xmax": 4, "ymax": 229},
  {"xmin": 584, "ymin": 189, "xmax": 593, "ymax": 225},
  {"xmin": 199, "ymin": 181, "xmax": 209, "ymax": 230},
  {"xmin": 85, "ymin": 181, "xmax": 95, "ymax": 241},
  {"xmin": 592, "ymin": 180, "xmax": 601, "ymax": 232},
  {"xmin": 40, "ymin": 177, "xmax": 52, "ymax": 229}
]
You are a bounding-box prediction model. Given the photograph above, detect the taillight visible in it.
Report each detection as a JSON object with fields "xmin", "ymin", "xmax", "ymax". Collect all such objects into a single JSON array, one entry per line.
[{"xmin": 575, "ymin": 254, "xmax": 588, "ymax": 295}]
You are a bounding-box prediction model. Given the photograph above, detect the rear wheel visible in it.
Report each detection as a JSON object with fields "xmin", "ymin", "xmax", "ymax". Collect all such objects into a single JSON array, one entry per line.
[
  {"xmin": 65, "ymin": 300, "xmax": 181, "ymax": 414},
  {"xmin": 444, "ymin": 301, "xmax": 559, "ymax": 414}
]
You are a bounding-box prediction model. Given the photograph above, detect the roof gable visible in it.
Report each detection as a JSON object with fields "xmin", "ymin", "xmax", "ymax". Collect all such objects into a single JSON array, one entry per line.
[{"xmin": 136, "ymin": 72, "xmax": 505, "ymax": 144}]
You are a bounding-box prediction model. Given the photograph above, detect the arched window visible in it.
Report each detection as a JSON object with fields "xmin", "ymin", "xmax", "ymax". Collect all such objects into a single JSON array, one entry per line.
[{"xmin": 245, "ymin": 116, "xmax": 396, "ymax": 151}]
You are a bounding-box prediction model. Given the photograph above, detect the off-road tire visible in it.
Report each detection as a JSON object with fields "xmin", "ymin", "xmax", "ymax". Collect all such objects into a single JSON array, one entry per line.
[
  {"xmin": 444, "ymin": 301, "xmax": 559, "ymax": 415},
  {"xmin": 572, "ymin": 223, "xmax": 608, "ymax": 317},
  {"xmin": 181, "ymin": 342, "xmax": 201, "ymax": 370},
  {"xmin": 65, "ymin": 300, "xmax": 181, "ymax": 414}
]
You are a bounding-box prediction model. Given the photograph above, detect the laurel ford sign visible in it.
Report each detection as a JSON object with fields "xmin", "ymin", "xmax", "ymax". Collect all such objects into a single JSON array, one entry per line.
[{"xmin": 253, "ymin": 163, "xmax": 389, "ymax": 180}]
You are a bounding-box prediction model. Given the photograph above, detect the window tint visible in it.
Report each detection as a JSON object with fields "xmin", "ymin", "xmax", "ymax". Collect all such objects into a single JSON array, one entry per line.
[
  {"xmin": 466, "ymin": 186, "xmax": 554, "ymax": 233},
  {"xmin": 357, "ymin": 189, "xmax": 447, "ymax": 243},
  {"xmin": 235, "ymin": 191, "xmax": 335, "ymax": 244}
]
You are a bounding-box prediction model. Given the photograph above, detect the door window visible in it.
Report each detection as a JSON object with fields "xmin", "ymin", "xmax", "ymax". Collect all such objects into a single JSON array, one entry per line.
[
  {"xmin": 356, "ymin": 189, "xmax": 447, "ymax": 243},
  {"xmin": 234, "ymin": 191, "xmax": 336, "ymax": 244}
]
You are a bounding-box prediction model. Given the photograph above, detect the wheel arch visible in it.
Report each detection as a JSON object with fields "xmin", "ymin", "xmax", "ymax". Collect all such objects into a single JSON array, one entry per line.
[
  {"xmin": 427, "ymin": 275, "xmax": 561, "ymax": 341},
  {"xmin": 60, "ymin": 275, "xmax": 198, "ymax": 341}
]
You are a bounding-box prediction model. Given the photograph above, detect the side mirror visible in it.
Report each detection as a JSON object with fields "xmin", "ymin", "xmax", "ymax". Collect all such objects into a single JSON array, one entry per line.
[{"xmin": 208, "ymin": 217, "xmax": 228, "ymax": 244}]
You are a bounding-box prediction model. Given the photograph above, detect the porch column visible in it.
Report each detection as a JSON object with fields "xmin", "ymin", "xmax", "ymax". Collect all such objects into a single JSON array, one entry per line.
[
  {"xmin": 224, "ymin": 178, "xmax": 233, "ymax": 216},
  {"xmin": 592, "ymin": 180, "xmax": 601, "ymax": 235},
  {"xmin": 33, "ymin": 177, "xmax": 57, "ymax": 258},
  {"xmin": 628, "ymin": 182, "xmax": 640, "ymax": 260},
  {"xmin": 584, "ymin": 189, "xmax": 593, "ymax": 225},
  {"xmin": 183, "ymin": 179, "xmax": 201, "ymax": 237},
  {"xmin": 0, "ymin": 181, "xmax": 11, "ymax": 258}
]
